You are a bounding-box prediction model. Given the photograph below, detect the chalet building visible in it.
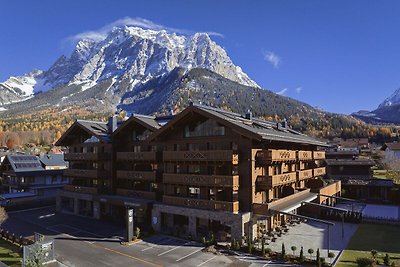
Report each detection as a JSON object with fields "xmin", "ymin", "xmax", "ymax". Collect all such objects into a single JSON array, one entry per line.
[
  {"xmin": 55, "ymin": 119, "xmax": 115, "ymax": 218},
  {"xmin": 0, "ymin": 154, "xmax": 67, "ymax": 205},
  {"xmin": 325, "ymin": 150, "xmax": 395, "ymax": 202},
  {"xmin": 56, "ymin": 104, "xmax": 341, "ymax": 241},
  {"xmin": 325, "ymin": 150, "xmax": 374, "ymax": 180},
  {"xmin": 381, "ymin": 142, "xmax": 400, "ymax": 161}
]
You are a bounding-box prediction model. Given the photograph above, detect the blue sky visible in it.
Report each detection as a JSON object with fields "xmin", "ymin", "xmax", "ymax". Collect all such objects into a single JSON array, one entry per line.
[{"xmin": 1, "ymin": 0, "xmax": 400, "ymax": 114}]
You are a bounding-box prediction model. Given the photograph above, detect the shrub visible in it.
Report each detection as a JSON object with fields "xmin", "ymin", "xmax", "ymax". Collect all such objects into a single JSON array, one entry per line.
[
  {"xmin": 371, "ymin": 250, "xmax": 378, "ymax": 260},
  {"xmin": 265, "ymin": 248, "xmax": 272, "ymax": 256},
  {"xmin": 291, "ymin": 246, "xmax": 297, "ymax": 256},
  {"xmin": 261, "ymin": 238, "xmax": 265, "ymax": 257},
  {"xmin": 299, "ymin": 246, "xmax": 304, "ymax": 262},
  {"xmin": 134, "ymin": 227, "xmax": 140, "ymax": 239},
  {"xmin": 235, "ymin": 240, "xmax": 241, "ymax": 251},
  {"xmin": 384, "ymin": 254, "xmax": 390, "ymax": 266},
  {"xmin": 308, "ymin": 248, "xmax": 314, "ymax": 259},
  {"xmin": 328, "ymin": 252, "xmax": 335, "ymax": 264},
  {"xmin": 281, "ymin": 243, "xmax": 286, "ymax": 260},
  {"xmin": 356, "ymin": 257, "xmax": 375, "ymax": 267}
]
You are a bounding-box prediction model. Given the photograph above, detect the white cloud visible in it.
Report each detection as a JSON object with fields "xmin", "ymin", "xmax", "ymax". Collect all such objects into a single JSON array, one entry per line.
[
  {"xmin": 295, "ymin": 87, "xmax": 303, "ymax": 94},
  {"xmin": 276, "ymin": 88, "xmax": 288, "ymax": 95},
  {"xmin": 263, "ymin": 50, "xmax": 281, "ymax": 68},
  {"xmin": 66, "ymin": 17, "xmax": 224, "ymax": 43}
]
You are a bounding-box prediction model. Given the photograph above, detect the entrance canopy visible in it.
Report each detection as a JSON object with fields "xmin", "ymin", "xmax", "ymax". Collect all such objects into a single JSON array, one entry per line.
[{"xmin": 269, "ymin": 191, "xmax": 318, "ymax": 213}]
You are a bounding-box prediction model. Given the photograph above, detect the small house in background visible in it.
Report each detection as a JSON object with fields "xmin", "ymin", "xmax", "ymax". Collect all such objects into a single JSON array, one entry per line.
[
  {"xmin": 325, "ymin": 150, "xmax": 395, "ymax": 203},
  {"xmin": 0, "ymin": 154, "xmax": 68, "ymax": 209},
  {"xmin": 381, "ymin": 142, "xmax": 400, "ymax": 161}
]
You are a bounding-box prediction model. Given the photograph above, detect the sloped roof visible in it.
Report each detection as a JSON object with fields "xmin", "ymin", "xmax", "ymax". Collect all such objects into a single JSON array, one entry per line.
[
  {"xmin": 39, "ymin": 154, "xmax": 67, "ymax": 168},
  {"xmin": 113, "ymin": 114, "xmax": 169, "ymax": 137},
  {"xmin": 150, "ymin": 104, "xmax": 327, "ymax": 146},
  {"xmin": 76, "ymin": 120, "xmax": 110, "ymax": 142},
  {"xmin": 6, "ymin": 154, "xmax": 43, "ymax": 172},
  {"xmin": 325, "ymin": 158, "xmax": 375, "ymax": 166},
  {"xmin": 382, "ymin": 142, "xmax": 400, "ymax": 151},
  {"xmin": 55, "ymin": 120, "xmax": 111, "ymax": 146},
  {"xmin": 2, "ymin": 154, "xmax": 65, "ymax": 175}
]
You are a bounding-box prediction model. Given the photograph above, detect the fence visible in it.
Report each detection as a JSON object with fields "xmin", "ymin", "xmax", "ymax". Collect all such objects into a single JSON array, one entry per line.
[
  {"xmin": 22, "ymin": 240, "xmax": 55, "ymax": 267},
  {"xmin": 0, "ymin": 228, "xmax": 34, "ymax": 246}
]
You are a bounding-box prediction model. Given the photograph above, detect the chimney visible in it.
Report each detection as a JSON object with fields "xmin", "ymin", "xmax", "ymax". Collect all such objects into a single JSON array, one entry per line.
[
  {"xmin": 108, "ymin": 115, "xmax": 118, "ymax": 133},
  {"xmin": 282, "ymin": 118, "xmax": 288, "ymax": 128},
  {"xmin": 245, "ymin": 109, "xmax": 252, "ymax": 120}
]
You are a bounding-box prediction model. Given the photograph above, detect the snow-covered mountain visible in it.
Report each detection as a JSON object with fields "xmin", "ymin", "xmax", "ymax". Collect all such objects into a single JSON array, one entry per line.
[
  {"xmin": 0, "ymin": 26, "xmax": 258, "ymax": 107},
  {"xmin": 378, "ymin": 88, "xmax": 400, "ymax": 108},
  {"xmin": 352, "ymin": 87, "xmax": 400, "ymax": 124}
]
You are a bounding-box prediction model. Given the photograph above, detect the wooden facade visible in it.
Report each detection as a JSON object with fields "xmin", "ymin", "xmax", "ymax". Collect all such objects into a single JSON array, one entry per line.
[{"xmin": 56, "ymin": 104, "xmax": 340, "ymax": 240}]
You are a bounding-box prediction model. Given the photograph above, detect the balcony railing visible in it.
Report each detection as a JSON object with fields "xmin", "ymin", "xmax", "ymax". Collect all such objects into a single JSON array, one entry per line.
[
  {"xmin": 298, "ymin": 150, "xmax": 313, "ymax": 161},
  {"xmin": 163, "ymin": 150, "xmax": 238, "ymax": 163},
  {"xmin": 313, "ymin": 151, "xmax": 326, "ymax": 160},
  {"xmin": 256, "ymin": 172, "xmax": 297, "ymax": 189},
  {"xmin": 64, "ymin": 152, "xmax": 111, "ymax": 161},
  {"xmin": 256, "ymin": 176, "xmax": 273, "ymax": 190},
  {"xmin": 116, "ymin": 170, "xmax": 156, "ymax": 181},
  {"xmin": 297, "ymin": 169, "xmax": 313, "ymax": 181},
  {"xmin": 63, "ymin": 184, "xmax": 98, "ymax": 194},
  {"xmin": 313, "ymin": 167, "xmax": 326, "ymax": 177},
  {"xmin": 256, "ymin": 149, "xmax": 296, "ymax": 163},
  {"xmin": 116, "ymin": 151, "xmax": 157, "ymax": 161},
  {"xmin": 64, "ymin": 169, "xmax": 110, "ymax": 179},
  {"xmin": 163, "ymin": 195, "xmax": 239, "ymax": 212},
  {"xmin": 163, "ymin": 173, "xmax": 239, "ymax": 188},
  {"xmin": 116, "ymin": 188, "xmax": 156, "ymax": 200}
]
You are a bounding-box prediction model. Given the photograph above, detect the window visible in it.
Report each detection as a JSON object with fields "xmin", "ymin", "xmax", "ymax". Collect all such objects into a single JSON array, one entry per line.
[
  {"xmin": 188, "ymin": 165, "xmax": 200, "ymax": 174},
  {"xmin": 184, "ymin": 119, "xmax": 225, "ymax": 138},
  {"xmin": 189, "ymin": 187, "xmax": 200, "ymax": 199},
  {"xmin": 174, "ymin": 186, "xmax": 181, "ymax": 196}
]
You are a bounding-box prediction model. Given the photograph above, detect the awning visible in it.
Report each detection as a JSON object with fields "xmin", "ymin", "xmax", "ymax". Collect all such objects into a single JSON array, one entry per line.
[
  {"xmin": 97, "ymin": 194, "xmax": 153, "ymax": 207},
  {"xmin": 269, "ymin": 191, "xmax": 318, "ymax": 213}
]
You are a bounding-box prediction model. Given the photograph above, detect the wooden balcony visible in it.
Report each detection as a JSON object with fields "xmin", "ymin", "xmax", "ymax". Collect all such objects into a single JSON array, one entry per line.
[
  {"xmin": 256, "ymin": 176, "xmax": 272, "ymax": 190},
  {"xmin": 313, "ymin": 151, "xmax": 326, "ymax": 160},
  {"xmin": 116, "ymin": 170, "xmax": 156, "ymax": 181},
  {"xmin": 314, "ymin": 167, "xmax": 326, "ymax": 177},
  {"xmin": 116, "ymin": 188, "xmax": 156, "ymax": 200},
  {"xmin": 298, "ymin": 150, "xmax": 313, "ymax": 161},
  {"xmin": 63, "ymin": 184, "xmax": 98, "ymax": 194},
  {"xmin": 163, "ymin": 150, "xmax": 238, "ymax": 163},
  {"xmin": 163, "ymin": 195, "xmax": 239, "ymax": 212},
  {"xmin": 163, "ymin": 173, "xmax": 239, "ymax": 188},
  {"xmin": 116, "ymin": 151, "xmax": 157, "ymax": 161},
  {"xmin": 256, "ymin": 172, "xmax": 297, "ymax": 189},
  {"xmin": 256, "ymin": 149, "xmax": 296, "ymax": 163},
  {"xmin": 64, "ymin": 152, "xmax": 111, "ymax": 161},
  {"xmin": 64, "ymin": 169, "xmax": 110, "ymax": 179},
  {"xmin": 297, "ymin": 169, "xmax": 313, "ymax": 181}
]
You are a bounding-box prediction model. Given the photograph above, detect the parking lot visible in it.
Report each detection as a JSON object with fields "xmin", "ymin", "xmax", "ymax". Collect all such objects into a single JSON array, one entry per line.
[{"xmin": 4, "ymin": 206, "xmax": 296, "ymax": 267}]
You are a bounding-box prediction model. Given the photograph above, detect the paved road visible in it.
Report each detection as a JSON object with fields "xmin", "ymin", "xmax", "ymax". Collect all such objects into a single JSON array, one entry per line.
[{"xmin": 4, "ymin": 206, "xmax": 299, "ymax": 267}]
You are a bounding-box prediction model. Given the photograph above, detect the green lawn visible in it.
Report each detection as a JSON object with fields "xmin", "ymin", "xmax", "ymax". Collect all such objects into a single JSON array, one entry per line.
[
  {"xmin": 337, "ymin": 224, "xmax": 400, "ymax": 267},
  {"xmin": 0, "ymin": 238, "xmax": 22, "ymax": 267},
  {"xmin": 373, "ymin": 169, "xmax": 389, "ymax": 179}
]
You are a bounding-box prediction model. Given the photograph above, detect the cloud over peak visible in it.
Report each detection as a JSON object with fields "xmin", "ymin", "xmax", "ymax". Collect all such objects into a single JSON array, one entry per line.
[{"xmin": 67, "ymin": 17, "xmax": 224, "ymax": 43}]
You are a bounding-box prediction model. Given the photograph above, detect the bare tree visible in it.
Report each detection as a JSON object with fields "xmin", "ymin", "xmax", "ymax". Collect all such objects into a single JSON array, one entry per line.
[
  {"xmin": 383, "ymin": 153, "xmax": 400, "ymax": 184},
  {"xmin": 0, "ymin": 207, "xmax": 8, "ymax": 225}
]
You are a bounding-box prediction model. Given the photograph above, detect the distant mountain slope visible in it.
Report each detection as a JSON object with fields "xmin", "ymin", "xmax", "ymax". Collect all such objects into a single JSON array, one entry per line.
[
  {"xmin": 352, "ymin": 87, "xmax": 400, "ymax": 124},
  {"xmin": 119, "ymin": 67, "xmax": 321, "ymax": 117}
]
